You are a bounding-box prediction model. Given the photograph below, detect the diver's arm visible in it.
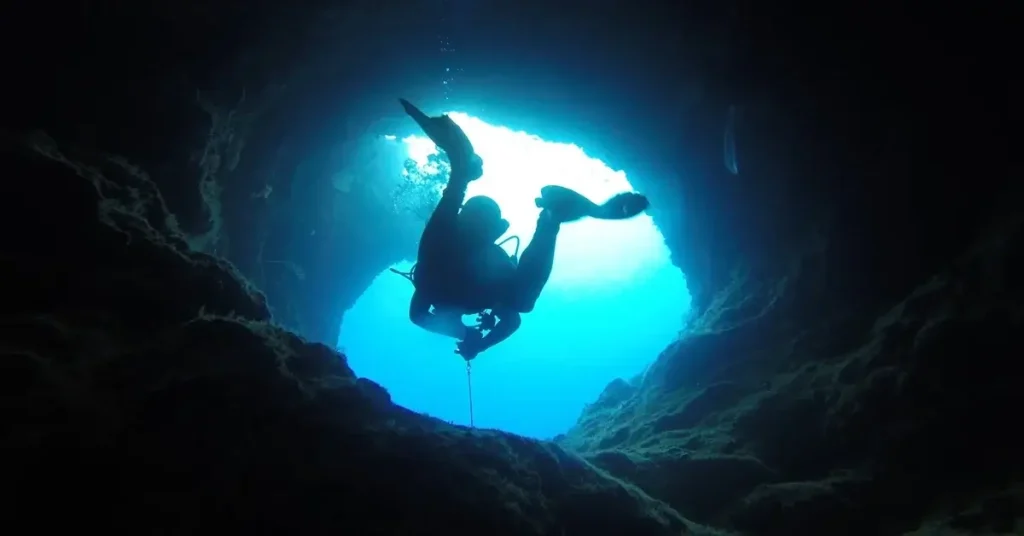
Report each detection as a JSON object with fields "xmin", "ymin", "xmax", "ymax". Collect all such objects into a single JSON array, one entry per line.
[
  {"xmin": 477, "ymin": 310, "xmax": 522, "ymax": 351},
  {"xmin": 409, "ymin": 289, "xmax": 471, "ymax": 339}
]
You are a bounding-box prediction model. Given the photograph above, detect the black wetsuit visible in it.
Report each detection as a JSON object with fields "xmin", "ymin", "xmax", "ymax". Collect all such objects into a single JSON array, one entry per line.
[
  {"xmin": 401, "ymin": 99, "xmax": 561, "ymax": 350},
  {"xmin": 414, "ymin": 165, "xmax": 560, "ymax": 317}
]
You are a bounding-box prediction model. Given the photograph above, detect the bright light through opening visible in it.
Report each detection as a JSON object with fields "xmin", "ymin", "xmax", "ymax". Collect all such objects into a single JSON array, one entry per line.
[{"xmin": 341, "ymin": 113, "xmax": 690, "ymax": 438}]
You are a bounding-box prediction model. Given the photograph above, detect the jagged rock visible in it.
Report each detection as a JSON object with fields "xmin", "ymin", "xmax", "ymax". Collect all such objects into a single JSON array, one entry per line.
[
  {"xmin": 727, "ymin": 477, "xmax": 870, "ymax": 535},
  {"xmin": 1, "ymin": 139, "xmax": 717, "ymax": 535},
  {"xmin": 561, "ymin": 209, "xmax": 1024, "ymax": 534}
]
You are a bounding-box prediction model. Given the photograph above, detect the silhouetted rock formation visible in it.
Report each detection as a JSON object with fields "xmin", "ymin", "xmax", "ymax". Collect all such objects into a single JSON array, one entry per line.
[
  {"xmin": 561, "ymin": 199, "xmax": 1024, "ymax": 534},
  {"xmin": 1, "ymin": 137, "xmax": 705, "ymax": 535}
]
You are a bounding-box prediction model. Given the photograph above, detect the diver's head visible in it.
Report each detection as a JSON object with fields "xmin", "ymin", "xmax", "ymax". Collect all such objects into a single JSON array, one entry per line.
[{"xmin": 459, "ymin": 195, "xmax": 509, "ymax": 245}]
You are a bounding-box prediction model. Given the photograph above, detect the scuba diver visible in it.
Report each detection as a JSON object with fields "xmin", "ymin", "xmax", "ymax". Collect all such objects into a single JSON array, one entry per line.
[{"xmin": 399, "ymin": 98, "xmax": 650, "ymax": 360}]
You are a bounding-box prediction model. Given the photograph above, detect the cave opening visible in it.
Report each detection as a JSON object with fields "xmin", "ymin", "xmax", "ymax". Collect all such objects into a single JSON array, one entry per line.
[{"xmin": 339, "ymin": 113, "xmax": 691, "ymax": 438}]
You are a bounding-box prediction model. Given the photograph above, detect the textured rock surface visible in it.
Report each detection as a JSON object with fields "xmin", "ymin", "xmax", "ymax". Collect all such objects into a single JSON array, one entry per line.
[
  {"xmin": 560, "ymin": 201, "xmax": 1024, "ymax": 534},
  {"xmin": 1, "ymin": 138, "xmax": 710, "ymax": 535},
  {"xmin": 6, "ymin": 133, "xmax": 1018, "ymax": 535}
]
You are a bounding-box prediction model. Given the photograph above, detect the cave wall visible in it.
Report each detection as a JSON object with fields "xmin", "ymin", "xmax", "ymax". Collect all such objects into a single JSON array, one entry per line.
[
  {"xmin": 3, "ymin": 129, "xmax": 714, "ymax": 536},
  {"xmin": 557, "ymin": 207, "xmax": 1024, "ymax": 533},
  {"xmin": 640, "ymin": 1, "xmax": 1013, "ymax": 330},
  {"xmin": 7, "ymin": 1, "xmax": 451, "ymax": 346},
  {"xmin": 549, "ymin": 4, "xmax": 1020, "ymax": 533},
  {"xmin": 6, "ymin": 1, "xmax": 1013, "ymax": 349}
]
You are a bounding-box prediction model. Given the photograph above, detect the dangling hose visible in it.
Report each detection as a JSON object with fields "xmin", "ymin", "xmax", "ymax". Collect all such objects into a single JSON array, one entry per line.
[
  {"xmin": 496, "ymin": 235, "xmax": 521, "ymax": 260},
  {"xmin": 391, "ymin": 235, "xmax": 520, "ymax": 285},
  {"xmin": 466, "ymin": 361, "xmax": 475, "ymax": 428},
  {"xmin": 389, "ymin": 263, "xmax": 418, "ymax": 283}
]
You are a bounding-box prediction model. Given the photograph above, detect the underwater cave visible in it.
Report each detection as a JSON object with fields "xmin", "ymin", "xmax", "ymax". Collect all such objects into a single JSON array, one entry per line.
[
  {"xmin": 340, "ymin": 112, "xmax": 691, "ymax": 437},
  {"xmin": 7, "ymin": 2, "xmax": 1020, "ymax": 535}
]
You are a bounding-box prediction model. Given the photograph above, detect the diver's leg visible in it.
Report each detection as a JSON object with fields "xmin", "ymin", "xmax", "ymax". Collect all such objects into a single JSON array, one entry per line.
[
  {"xmin": 410, "ymin": 289, "xmax": 471, "ymax": 339},
  {"xmin": 509, "ymin": 211, "xmax": 561, "ymax": 313},
  {"xmin": 535, "ymin": 185, "xmax": 599, "ymax": 222},
  {"xmin": 507, "ymin": 186, "xmax": 650, "ymax": 313},
  {"xmin": 505, "ymin": 186, "xmax": 590, "ymax": 312},
  {"xmin": 414, "ymin": 163, "xmax": 475, "ymax": 313},
  {"xmin": 417, "ymin": 170, "xmax": 471, "ymax": 262},
  {"xmin": 537, "ymin": 185, "xmax": 649, "ymax": 221},
  {"xmin": 400, "ymin": 98, "xmax": 482, "ymax": 181}
]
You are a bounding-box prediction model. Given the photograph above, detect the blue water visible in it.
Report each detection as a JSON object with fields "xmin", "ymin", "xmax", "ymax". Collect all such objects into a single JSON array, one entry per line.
[{"xmin": 339, "ymin": 114, "xmax": 690, "ymax": 439}]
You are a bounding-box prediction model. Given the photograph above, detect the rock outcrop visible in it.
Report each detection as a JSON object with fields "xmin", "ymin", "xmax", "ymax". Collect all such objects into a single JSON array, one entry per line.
[
  {"xmin": 560, "ymin": 194, "xmax": 1024, "ymax": 534},
  {"xmin": 1, "ymin": 136, "xmax": 712, "ymax": 535}
]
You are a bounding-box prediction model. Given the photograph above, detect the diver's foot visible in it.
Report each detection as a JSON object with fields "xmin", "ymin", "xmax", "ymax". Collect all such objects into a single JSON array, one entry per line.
[{"xmin": 534, "ymin": 185, "xmax": 597, "ymax": 223}]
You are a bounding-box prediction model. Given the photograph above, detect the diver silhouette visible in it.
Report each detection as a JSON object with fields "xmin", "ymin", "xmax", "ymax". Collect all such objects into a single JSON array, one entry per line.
[{"xmin": 399, "ymin": 98, "xmax": 650, "ymax": 360}]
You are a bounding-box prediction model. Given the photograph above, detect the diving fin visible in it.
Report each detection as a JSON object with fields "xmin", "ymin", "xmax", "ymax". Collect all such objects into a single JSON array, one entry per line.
[
  {"xmin": 399, "ymin": 98, "xmax": 434, "ymax": 134},
  {"xmin": 594, "ymin": 192, "xmax": 649, "ymax": 220},
  {"xmin": 399, "ymin": 98, "xmax": 478, "ymax": 171},
  {"xmin": 535, "ymin": 185, "xmax": 648, "ymax": 222},
  {"xmin": 535, "ymin": 185, "xmax": 596, "ymax": 222}
]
